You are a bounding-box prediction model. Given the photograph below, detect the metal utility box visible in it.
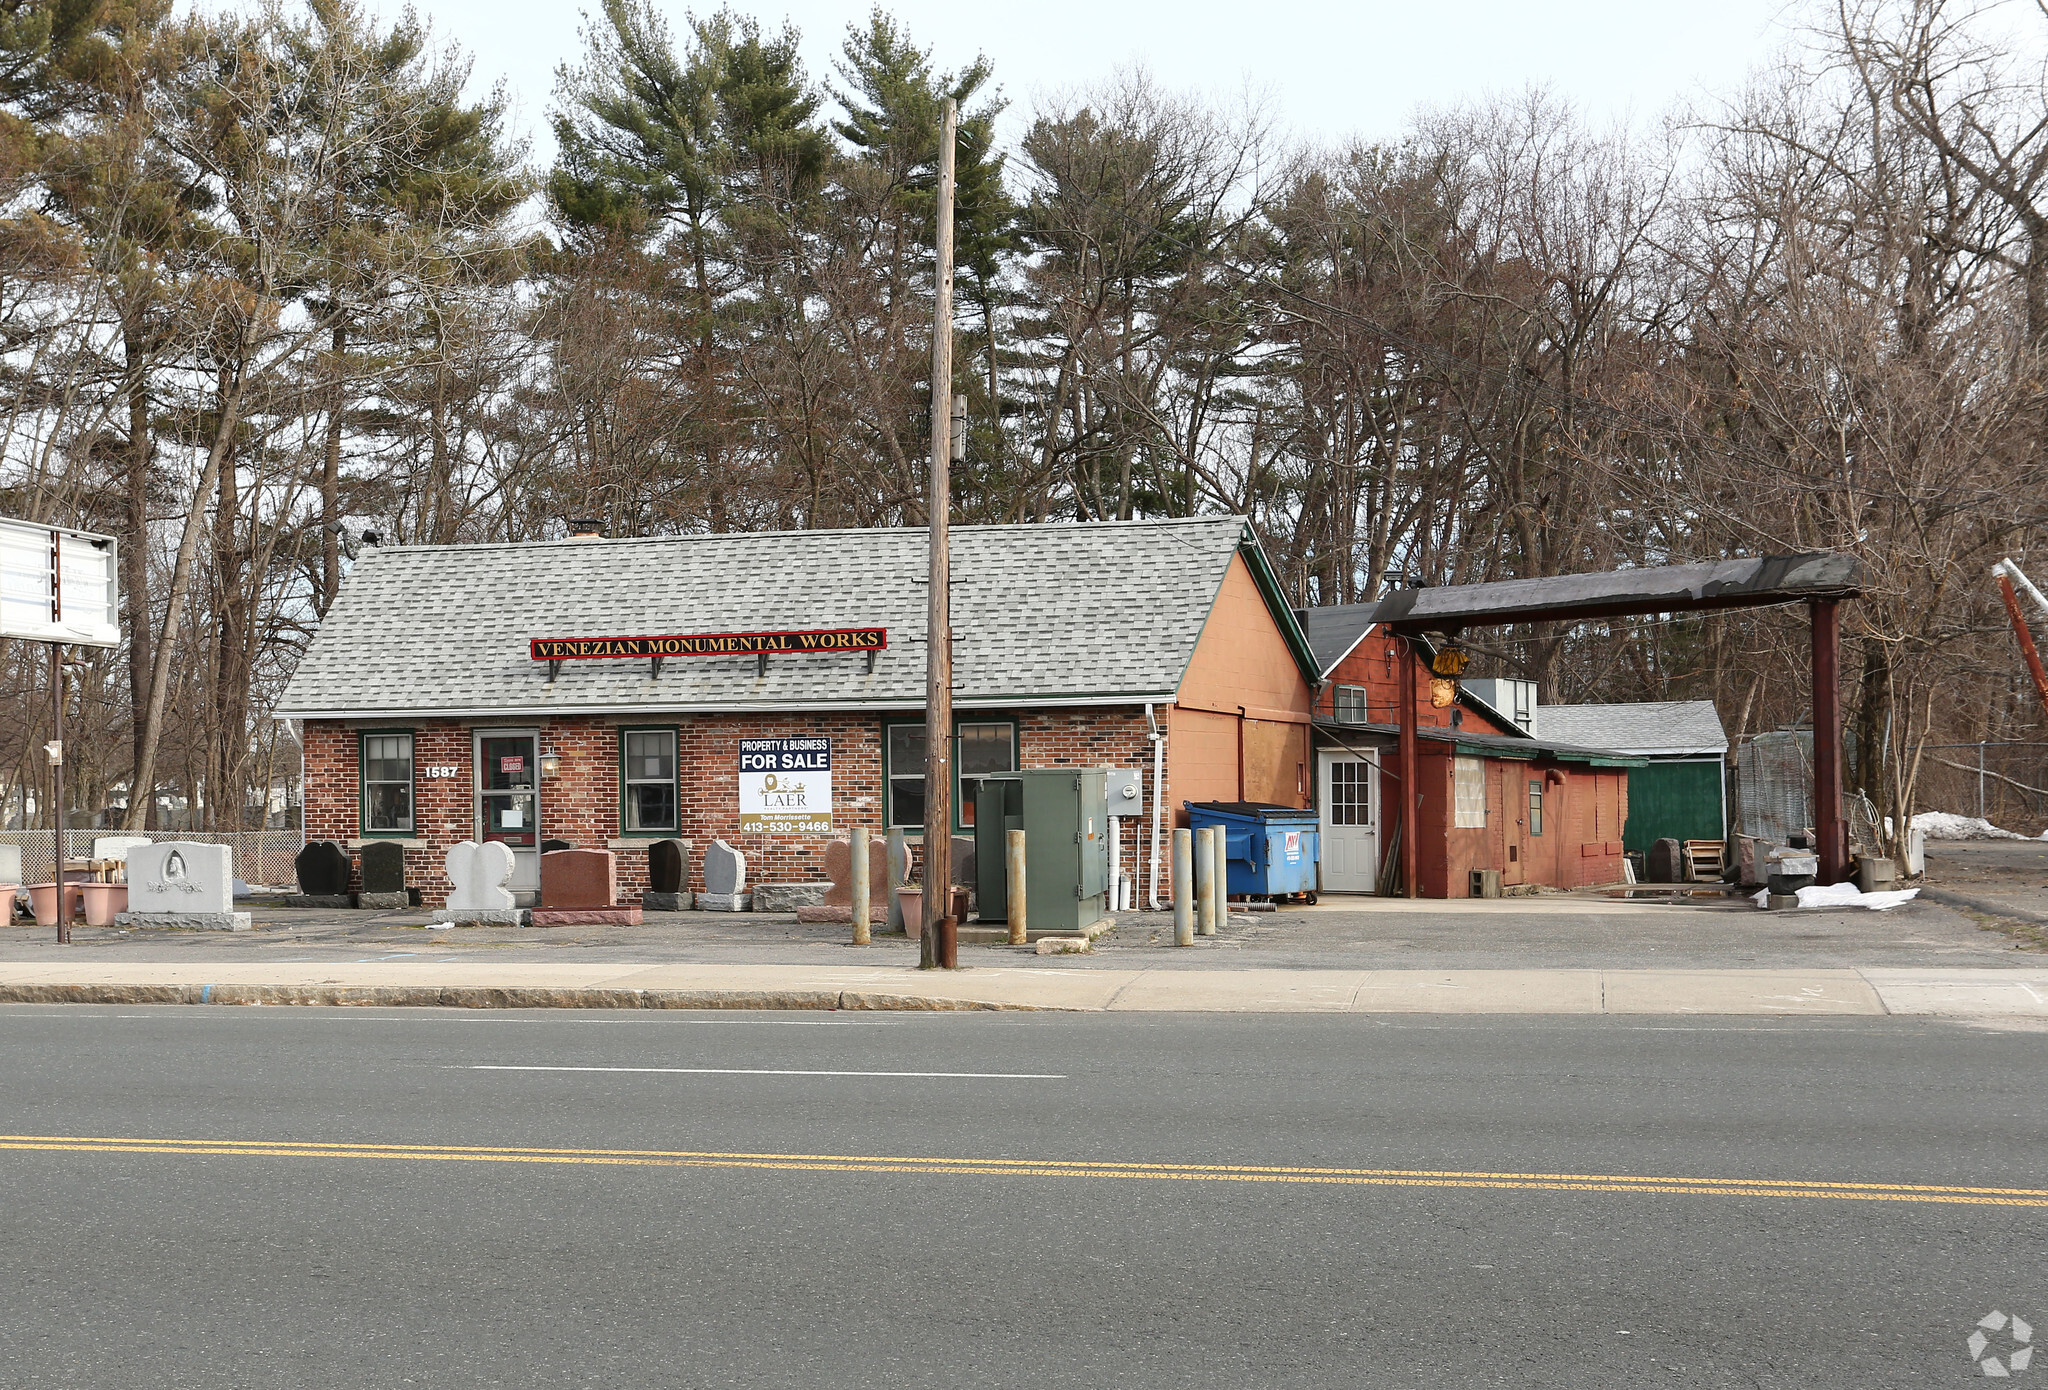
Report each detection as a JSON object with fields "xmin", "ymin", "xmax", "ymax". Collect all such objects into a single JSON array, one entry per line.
[
  {"xmin": 1106, "ymin": 768, "xmax": 1144, "ymax": 817},
  {"xmin": 975, "ymin": 769, "xmax": 1110, "ymax": 934},
  {"xmin": 1186, "ymin": 802, "xmax": 1321, "ymax": 902}
]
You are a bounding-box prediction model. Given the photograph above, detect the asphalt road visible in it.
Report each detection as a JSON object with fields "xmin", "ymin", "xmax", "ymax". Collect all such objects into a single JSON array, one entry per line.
[{"xmin": 0, "ymin": 1006, "xmax": 2042, "ymax": 1388}]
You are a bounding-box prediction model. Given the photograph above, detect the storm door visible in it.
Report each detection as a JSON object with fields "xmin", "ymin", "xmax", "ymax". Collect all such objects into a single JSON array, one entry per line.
[
  {"xmin": 1317, "ymin": 750, "xmax": 1378, "ymax": 893},
  {"xmin": 476, "ymin": 730, "xmax": 540, "ymax": 895}
]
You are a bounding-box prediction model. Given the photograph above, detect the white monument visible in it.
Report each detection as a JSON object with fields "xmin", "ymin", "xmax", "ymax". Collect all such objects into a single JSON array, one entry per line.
[
  {"xmin": 432, "ymin": 841, "xmax": 525, "ymax": 926},
  {"xmin": 115, "ymin": 841, "xmax": 249, "ymax": 931}
]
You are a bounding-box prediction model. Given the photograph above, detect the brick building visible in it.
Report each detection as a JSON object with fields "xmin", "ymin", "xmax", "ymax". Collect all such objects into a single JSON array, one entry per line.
[
  {"xmin": 1299, "ymin": 605, "xmax": 1642, "ymax": 897},
  {"xmin": 277, "ymin": 517, "xmax": 1320, "ymax": 907}
]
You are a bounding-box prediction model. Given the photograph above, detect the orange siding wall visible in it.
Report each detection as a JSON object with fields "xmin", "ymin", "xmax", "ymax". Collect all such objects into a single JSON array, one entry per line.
[{"xmin": 1169, "ymin": 553, "xmax": 1313, "ymax": 823}]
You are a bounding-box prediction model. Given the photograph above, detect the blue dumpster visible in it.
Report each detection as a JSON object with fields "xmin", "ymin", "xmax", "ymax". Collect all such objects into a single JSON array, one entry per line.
[{"xmin": 1186, "ymin": 802, "xmax": 1321, "ymax": 903}]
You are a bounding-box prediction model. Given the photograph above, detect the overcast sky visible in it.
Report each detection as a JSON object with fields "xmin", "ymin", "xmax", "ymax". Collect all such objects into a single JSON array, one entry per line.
[{"xmin": 399, "ymin": 0, "xmax": 1804, "ymax": 165}]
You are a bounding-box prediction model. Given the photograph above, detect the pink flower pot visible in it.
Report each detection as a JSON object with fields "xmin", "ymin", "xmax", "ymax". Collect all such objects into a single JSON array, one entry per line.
[
  {"xmin": 28, "ymin": 883, "xmax": 63, "ymax": 927},
  {"xmin": 80, "ymin": 883, "xmax": 128, "ymax": 927},
  {"xmin": 895, "ymin": 887, "xmax": 922, "ymax": 938}
]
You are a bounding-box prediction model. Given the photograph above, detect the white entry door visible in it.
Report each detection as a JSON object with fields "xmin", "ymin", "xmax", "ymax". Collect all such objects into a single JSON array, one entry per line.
[{"xmin": 1318, "ymin": 750, "xmax": 1378, "ymax": 893}]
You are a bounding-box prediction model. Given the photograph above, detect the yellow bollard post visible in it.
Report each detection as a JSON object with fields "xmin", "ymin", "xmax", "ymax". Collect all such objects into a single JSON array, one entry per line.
[
  {"xmin": 850, "ymin": 826, "xmax": 871, "ymax": 946},
  {"xmin": 1006, "ymin": 828, "xmax": 1027, "ymax": 945}
]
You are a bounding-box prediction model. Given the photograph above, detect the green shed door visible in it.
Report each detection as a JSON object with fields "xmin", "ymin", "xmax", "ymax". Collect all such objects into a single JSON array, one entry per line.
[{"xmin": 1623, "ymin": 760, "xmax": 1725, "ymax": 857}]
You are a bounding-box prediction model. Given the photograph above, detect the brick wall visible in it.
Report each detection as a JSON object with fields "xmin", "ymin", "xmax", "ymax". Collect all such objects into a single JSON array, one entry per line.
[{"xmin": 302, "ymin": 707, "xmax": 1174, "ymax": 907}]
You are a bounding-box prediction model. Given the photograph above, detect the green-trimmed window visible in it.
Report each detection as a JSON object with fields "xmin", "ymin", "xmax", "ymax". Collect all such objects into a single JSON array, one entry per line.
[
  {"xmin": 883, "ymin": 717, "xmax": 1017, "ymax": 833},
  {"xmin": 1528, "ymin": 778, "xmax": 1545, "ymax": 836},
  {"xmin": 620, "ymin": 727, "xmax": 679, "ymax": 834},
  {"xmin": 359, "ymin": 731, "xmax": 415, "ymax": 834}
]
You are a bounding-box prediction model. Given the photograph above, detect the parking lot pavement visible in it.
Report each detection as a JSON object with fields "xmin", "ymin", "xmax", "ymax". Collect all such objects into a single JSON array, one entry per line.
[
  {"xmin": 0, "ymin": 882, "xmax": 2036, "ymax": 973},
  {"xmin": 1920, "ymin": 837, "xmax": 2048, "ymax": 922}
]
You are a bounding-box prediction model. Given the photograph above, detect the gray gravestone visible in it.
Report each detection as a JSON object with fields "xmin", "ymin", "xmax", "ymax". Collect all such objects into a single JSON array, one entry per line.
[
  {"xmin": 116, "ymin": 841, "xmax": 248, "ymax": 931},
  {"xmin": 0, "ymin": 843, "xmax": 20, "ymax": 883},
  {"xmin": 358, "ymin": 841, "xmax": 408, "ymax": 908},
  {"xmin": 542, "ymin": 838, "xmax": 573, "ymax": 854},
  {"xmin": 951, "ymin": 835, "xmax": 977, "ymax": 888},
  {"xmin": 432, "ymin": 840, "xmax": 523, "ymax": 925},
  {"xmin": 644, "ymin": 838, "xmax": 691, "ymax": 911},
  {"xmin": 1646, "ymin": 838, "xmax": 1683, "ymax": 884},
  {"xmin": 698, "ymin": 839, "xmax": 750, "ymax": 911},
  {"xmin": 291, "ymin": 841, "xmax": 352, "ymax": 905},
  {"xmin": 885, "ymin": 831, "xmax": 910, "ymax": 932}
]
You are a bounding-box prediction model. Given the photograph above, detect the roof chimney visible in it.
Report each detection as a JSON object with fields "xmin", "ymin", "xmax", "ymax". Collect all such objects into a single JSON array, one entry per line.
[{"xmin": 566, "ymin": 517, "xmax": 604, "ymax": 539}]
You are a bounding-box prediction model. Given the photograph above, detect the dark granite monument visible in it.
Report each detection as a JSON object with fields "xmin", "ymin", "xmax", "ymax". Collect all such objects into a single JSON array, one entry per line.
[
  {"xmin": 288, "ymin": 841, "xmax": 353, "ymax": 907},
  {"xmin": 358, "ymin": 841, "xmax": 409, "ymax": 909}
]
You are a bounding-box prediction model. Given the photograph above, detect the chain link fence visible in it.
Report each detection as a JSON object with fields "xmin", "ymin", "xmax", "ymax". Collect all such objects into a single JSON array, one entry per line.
[
  {"xmin": 1912, "ymin": 743, "xmax": 2048, "ymax": 834},
  {"xmin": 0, "ymin": 830, "xmax": 304, "ymax": 888}
]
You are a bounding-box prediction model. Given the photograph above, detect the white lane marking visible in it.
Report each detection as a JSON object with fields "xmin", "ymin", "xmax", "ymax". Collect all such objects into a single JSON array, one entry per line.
[{"xmin": 463, "ymin": 1064, "xmax": 1066, "ymax": 1079}]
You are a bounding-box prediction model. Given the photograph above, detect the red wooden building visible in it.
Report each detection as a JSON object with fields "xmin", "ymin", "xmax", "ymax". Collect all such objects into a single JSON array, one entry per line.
[{"xmin": 1301, "ymin": 613, "xmax": 1638, "ymax": 896}]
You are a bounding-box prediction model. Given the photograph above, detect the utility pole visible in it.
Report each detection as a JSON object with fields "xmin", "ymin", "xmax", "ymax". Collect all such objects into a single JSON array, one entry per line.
[
  {"xmin": 50, "ymin": 641, "xmax": 67, "ymax": 944},
  {"xmin": 921, "ymin": 97, "xmax": 959, "ymax": 970}
]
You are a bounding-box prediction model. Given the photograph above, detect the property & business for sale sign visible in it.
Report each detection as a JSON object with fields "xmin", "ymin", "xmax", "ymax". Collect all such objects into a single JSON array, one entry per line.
[{"xmin": 738, "ymin": 738, "xmax": 832, "ymax": 832}]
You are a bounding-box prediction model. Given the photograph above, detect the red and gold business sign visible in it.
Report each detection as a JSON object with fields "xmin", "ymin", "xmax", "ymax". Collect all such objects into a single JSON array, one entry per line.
[{"xmin": 530, "ymin": 627, "xmax": 887, "ymax": 662}]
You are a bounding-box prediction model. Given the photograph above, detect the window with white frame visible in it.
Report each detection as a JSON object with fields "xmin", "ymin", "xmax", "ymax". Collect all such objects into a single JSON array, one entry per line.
[
  {"xmin": 1333, "ymin": 685, "xmax": 1370, "ymax": 724},
  {"xmin": 1453, "ymin": 756, "xmax": 1487, "ymax": 829}
]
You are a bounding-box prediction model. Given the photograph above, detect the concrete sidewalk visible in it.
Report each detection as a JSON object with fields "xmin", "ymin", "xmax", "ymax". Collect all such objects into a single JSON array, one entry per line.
[{"xmin": 1, "ymin": 958, "xmax": 2044, "ymax": 1019}]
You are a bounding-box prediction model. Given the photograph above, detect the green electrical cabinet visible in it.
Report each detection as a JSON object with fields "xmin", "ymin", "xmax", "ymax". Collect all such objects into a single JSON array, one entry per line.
[{"xmin": 975, "ymin": 769, "xmax": 1110, "ymax": 935}]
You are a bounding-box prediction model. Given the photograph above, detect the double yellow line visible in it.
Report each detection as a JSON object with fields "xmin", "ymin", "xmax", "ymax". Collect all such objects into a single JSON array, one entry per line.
[{"xmin": 2, "ymin": 1133, "xmax": 2043, "ymax": 1206}]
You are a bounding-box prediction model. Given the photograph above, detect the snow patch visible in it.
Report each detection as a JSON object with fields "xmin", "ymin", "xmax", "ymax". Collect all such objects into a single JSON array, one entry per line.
[
  {"xmin": 1910, "ymin": 812, "xmax": 2029, "ymax": 841},
  {"xmin": 1754, "ymin": 884, "xmax": 1922, "ymax": 911}
]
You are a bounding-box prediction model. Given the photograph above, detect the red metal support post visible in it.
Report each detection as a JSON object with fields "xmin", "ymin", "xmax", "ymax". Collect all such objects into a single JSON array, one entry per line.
[
  {"xmin": 1994, "ymin": 571, "xmax": 2048, "ymax": 720},
  {"xmin": 1810, "ymin": 599, "xmax": 1849, "ymax": 884},
  {"xmin": 1400, "ymin": 637, "xmax": 1419, "ymax": 899}
]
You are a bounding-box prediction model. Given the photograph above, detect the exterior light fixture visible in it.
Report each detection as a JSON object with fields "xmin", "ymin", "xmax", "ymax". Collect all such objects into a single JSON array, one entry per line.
[{"xmin": 539, "ymin": 751, "xmax": 562, "ymax": 779}]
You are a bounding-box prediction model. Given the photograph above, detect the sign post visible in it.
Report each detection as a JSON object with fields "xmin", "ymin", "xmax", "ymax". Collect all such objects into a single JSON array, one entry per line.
[
  {"xmin": 923, "ymin": 98, "xmax": 959, "ymax": 970},
  {"xmin": 0, "ymin": 517, "xmax": 121, "ymax": 943}
]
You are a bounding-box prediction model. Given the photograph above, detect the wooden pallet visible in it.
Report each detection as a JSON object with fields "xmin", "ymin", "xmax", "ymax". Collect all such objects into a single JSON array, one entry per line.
[{"xmin": 1683, "ymin": 839, "xmax": 1727, "ymax": 882}]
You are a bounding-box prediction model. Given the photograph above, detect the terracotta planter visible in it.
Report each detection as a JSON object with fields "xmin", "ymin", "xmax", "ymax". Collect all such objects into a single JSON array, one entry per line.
[
  {"xmin": 27, "ymin": 883, "xmax": 66, "ymax": 927},
  {"xmin": 80, "ymin": 883, "xmax": 129, "ymax": 927},
  {"xmin": 893, "ymin": 886, "xmax": 969, "ymax": 939}
]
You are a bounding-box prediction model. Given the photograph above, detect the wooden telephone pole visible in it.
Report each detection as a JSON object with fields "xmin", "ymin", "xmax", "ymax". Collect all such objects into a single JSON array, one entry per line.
[{"xmin": 921, "ymin": 98, "xmax": 959, "ymax": 970}]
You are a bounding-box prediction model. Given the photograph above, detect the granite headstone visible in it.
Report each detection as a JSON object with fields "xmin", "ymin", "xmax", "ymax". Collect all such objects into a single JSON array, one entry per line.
[
  {"xmin": 1646, "ymin": 837, "xmax": 1683, "ymax": 885},
  {"xmin": 116, "ymin": 841, "xmax": 248, "ymax": 931},
  {"xmin": 540, "ymin": 848, "xmax": 616, "ymax": 910},
  {"xmin": 699, "ymin": 839, "xmax": 750, "ymax": 911},
  {"xmin": 292, "ymin": 840, "xmax": 352, "ymax": 905},
  {"xmin": 432, "ymin": 840, "xmax": 522, "ymax": 925},
  {"xmin": 357, "ymin": 840, "xmax": 409, "ymax": 909},
  {"xmin": 644, "ymin": 838, "xmax": 691, "ymax": 911}
]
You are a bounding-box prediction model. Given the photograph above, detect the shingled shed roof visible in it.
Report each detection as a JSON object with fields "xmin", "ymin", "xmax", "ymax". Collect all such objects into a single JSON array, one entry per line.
[
  {"xmin": 1371, "ymin": 553, "xmax": 1862, "ymax": 633},
  {"xmin": 1532, "ymin": 700, "xmax": 1729, "ymax": 758},
  {"xmin": 1298, "ymin": 553, "xmax": 1861, "ymax": 674},
  {"xmin": 277, "ymin": 516, "xmax": 1307, "ymax": 720}
]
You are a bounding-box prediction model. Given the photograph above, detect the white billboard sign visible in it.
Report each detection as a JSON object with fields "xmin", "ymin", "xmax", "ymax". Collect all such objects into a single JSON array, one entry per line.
[
  {"xmin": 0, "ymin": 516, "xmax": 119, "ymax": 647},
  {"xmin": 738, "ymin": 737, "xmax": 833, "ymax": 832}
]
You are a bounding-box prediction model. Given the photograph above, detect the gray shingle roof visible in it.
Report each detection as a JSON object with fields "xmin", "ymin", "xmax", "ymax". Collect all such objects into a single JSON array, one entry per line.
[
  {"xmin": 1298, "ymin": 604, "xmax": 1380, "ymax": 675},
  {"xmin": 277, "ymin": 517, "xmax": 1263, "ymax": 719},
  {"xmin": 1531, "ymin": 701, "xmax": 1729, "ymax": 757}
]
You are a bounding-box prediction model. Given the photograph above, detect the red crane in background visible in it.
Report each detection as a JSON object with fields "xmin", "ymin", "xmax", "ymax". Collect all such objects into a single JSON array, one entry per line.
[{"xmin": 1993, "ymin": 559, "xmax": 2048, "ymax": 721}]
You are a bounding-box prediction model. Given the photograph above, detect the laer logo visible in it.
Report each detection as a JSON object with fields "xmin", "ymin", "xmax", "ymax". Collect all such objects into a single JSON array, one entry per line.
[{"xmin": 529, "ymin": 628, "xmax": 887, "ymax": 661}]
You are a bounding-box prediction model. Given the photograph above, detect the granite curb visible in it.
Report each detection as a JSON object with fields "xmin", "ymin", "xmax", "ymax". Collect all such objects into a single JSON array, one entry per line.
[{"xmin": 0, "ymin": 983, "xmax": 1055, "ymax": 1012}]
